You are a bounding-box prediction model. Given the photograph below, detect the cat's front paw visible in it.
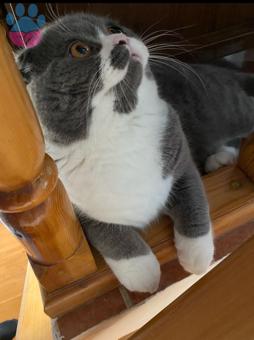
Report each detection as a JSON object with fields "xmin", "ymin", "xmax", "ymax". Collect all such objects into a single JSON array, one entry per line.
[
  {"xmin": 105, "ymin": 252, "xmax": 161, "ymax": 293},
  {"xmin": 174, "ymin": 228, "xmax": 214, "ymax": 275},
  {"xmin": 205, "ymin": 146, "xmax": 239, "ymax": 173}
]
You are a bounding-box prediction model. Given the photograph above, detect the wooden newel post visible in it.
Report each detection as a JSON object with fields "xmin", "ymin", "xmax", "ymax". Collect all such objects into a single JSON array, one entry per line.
[{"xmin": 0, "ymin": 26, "xmax": 97, "ymax": 294}]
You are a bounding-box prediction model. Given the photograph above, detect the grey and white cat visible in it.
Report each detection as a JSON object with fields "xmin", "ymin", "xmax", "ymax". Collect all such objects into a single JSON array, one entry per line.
[{"xmin": 17, "ymin": 13, "xmax": 254, "ymax": 293}]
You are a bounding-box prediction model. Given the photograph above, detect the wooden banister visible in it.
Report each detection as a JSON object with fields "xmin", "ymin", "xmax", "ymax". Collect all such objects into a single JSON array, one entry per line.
[
  {"xmin": 0, "ymin": 34, "xmax": 44, "ymax": 191},
  {"xmin": 0, "ymin": 25, "xmax": 97, "ymax": 293}
]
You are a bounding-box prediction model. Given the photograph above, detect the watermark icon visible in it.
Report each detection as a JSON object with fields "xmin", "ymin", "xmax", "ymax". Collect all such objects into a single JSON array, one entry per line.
[{"xmin": 6, "ymin": 3, "xmax": 46, "ymax": 48}]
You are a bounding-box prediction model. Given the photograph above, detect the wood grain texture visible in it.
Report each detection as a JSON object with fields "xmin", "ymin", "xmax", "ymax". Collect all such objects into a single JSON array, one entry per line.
[
  {"xmin": 26, "ymin": 3, "xmax": 254, "ymax": 40},
  {"xmin": 16, "ymin": 263, "xmax": 52, "ymax": 340},
  {"xmin": 55, "ymin": 220, "xmax": 254, "ymax": 339},
  {"xmin": 238, "ymin": 133, "xmax": 254, "ymax": 181},
  {"xmin": 129, "ymin": 235, "xmax": 254, "ymax": 340},
  {"xmin": 16, "ymin": 221, "xmax": 254, "ymax": 340},
  {"xmin": 14, "ymin": 4, "xmax": 254, "ymax": 63},
  {"xmin": 26, "ymin": 3, "xmax": 219, "ymax": 37},
  {"xmin": 0, "ymin": 225, "xmax": 27, "ymax": 322},
  {"xmin": 0, "ymin": 25, "xmax": 44, "ymax": 192},
  {"xmin": 0, "ymin": 24, "xmax": 97, "ymax": 295},
  {"xmin": 215, "ymin": 3, "xmax": 254, "ymax": 29}
]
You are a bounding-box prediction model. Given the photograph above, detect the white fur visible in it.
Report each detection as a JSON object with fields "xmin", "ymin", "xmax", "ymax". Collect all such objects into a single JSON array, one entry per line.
[
  {"xmin": 99, "ymin": 34, "xmax": 128, "ymax": 91},
  {"xmin": 47, "ymin": 75, "xmax": 173, "ymax": 228},
  {"xmin": 105, "ymin": 252, "xmax": 161, "ymax": 293},
  {"xmin": 28, "ymin": 34, "xmax": 174, "ymax": 229},
  {"xmin": 205, "ymin": 145, "xmax": 239, "ymax": 173},
  {"xmin": 98, "ymin": 32, "xmax": 149, "ymax": 93},
  {"xmin": 26, "ymin": 32, "xmax": 174, "ymax": 228},
  {"xmin": 174, "ymin": 227, "xmax": 214, "ymax": 275}
]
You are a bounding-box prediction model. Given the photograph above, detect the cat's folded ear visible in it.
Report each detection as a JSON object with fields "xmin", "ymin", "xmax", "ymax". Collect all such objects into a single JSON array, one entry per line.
[{"xmin": 15, "ymin": 47, "xmax": 37, "ymax": 84}]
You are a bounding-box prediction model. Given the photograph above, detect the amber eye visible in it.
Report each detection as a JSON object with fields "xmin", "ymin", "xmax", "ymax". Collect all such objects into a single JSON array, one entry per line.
[
  {"xmin": 69, "ymin": 41, "xmax": 90, "ymax": 58},
  {"xmin": 107, "ymin": 25, "xmax": 123, "ymax": 34}
]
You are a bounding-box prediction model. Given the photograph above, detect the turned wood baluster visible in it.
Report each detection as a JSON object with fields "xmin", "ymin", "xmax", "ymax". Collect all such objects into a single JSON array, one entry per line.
[{"xmin": 0, "ymin": 26, "xmax": 97, "ymax": 293}]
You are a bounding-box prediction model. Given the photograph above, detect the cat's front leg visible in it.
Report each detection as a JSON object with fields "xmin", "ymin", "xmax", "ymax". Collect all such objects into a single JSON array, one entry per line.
[
  {"xmin": 77, "ymin": 213, "xmax": 161, "ymax": 293},
  {"xmin": 167, "ymin": 162, "xmax": 214, "ymax": 274}
]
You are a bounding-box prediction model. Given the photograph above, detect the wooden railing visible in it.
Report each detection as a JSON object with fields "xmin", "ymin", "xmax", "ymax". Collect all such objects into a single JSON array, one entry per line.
[{"xmin": 0, "ymin": 25, "xmax": 97, "ymax": 294}]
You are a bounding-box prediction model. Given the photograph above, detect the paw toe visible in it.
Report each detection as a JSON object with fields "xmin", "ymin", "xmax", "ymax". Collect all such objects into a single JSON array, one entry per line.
[
  {"xmin": 175, "ymin": 229, "xmax": 214, "ymax": 275},
  {"xmin": 106, "ymin": 252, "xmax": 161, "ymax": 293}
]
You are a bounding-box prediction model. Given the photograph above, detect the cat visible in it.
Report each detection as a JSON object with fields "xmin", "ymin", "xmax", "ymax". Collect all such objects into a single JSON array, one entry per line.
[{"xmin": 17, "ymin": 13, "xmax": 254, "ymax": 293}]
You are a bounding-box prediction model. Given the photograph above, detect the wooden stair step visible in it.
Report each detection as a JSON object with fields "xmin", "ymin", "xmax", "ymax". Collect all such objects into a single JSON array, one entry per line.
[
  {"xmin": 38, "ymin": 163, "xmax": 254, "ymax": 338},
  {"xmin": 43, "ymin": 164, "xmax": 254, "ymax": 318}
]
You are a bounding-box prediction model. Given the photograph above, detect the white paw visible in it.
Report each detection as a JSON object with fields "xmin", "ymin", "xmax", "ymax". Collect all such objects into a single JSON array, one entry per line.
[
  {"xmin": 105, "ymin": 252, "xmax": 161, "ymax": 293},
  {"xmin": 205, "ymin": 146, "xmax": 239, "ymax": 173},
  {"xmin": 174, "ymin": 228, "xmax": 214, "ymax": 275}
]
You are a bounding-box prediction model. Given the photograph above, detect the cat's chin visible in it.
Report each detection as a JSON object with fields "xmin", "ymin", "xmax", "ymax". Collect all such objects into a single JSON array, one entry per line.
[
  {"xmin": 130, "ymin": 54, "xmax": 149, "ymax": 71},
  {"xmin": 127, "ymin": 39, "xmax": 149, "ymax": 68},
  {"xmin": 125, "ymin": 45, "xmax": 146, "ymax": 67},
  {"xmin": 131, "ymin": 53, "xmax": 142, "ymax": 63}
]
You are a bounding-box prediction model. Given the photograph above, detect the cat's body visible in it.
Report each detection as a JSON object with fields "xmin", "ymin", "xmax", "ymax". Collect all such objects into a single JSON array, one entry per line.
[
  {"xmin": 16, "ymin": 13, "xmax": 254, "ymax": 293},
  {"xmin": 47, "ymin": 75, "xmax": 173, "ymax": 228},
  {"xmin": 153, "ymin": 62, "xmax": 254, "ymax": 171}
]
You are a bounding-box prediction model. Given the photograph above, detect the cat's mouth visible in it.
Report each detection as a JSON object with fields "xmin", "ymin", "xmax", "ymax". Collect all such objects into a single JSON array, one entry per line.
[
  {"xmin": 123, "ymin": 44, "xmax": 143, "ymax": 64},
  {"xmin": 131, "ymin": 53, "xmax": 142, "ymax": 63}
]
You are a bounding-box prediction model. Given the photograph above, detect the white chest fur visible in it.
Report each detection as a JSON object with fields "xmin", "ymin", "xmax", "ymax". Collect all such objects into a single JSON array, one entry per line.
[{"xmin": 47, "ymin": 77, "xmax": 173, "ymax": 228}]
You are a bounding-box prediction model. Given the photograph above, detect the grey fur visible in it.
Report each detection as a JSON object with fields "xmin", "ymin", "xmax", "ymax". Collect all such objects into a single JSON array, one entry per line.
[
  {"xmin": 152, "ymin": 62, "xmax": 254, "ymax": 173},
  {"xmin": 110, "ymin": 44, "xmax": 129, "ymax": 69},
  {"xmin": 75, "ymin": 208, "xmax": 150, "ymax": 260},
  {"xmin": 16, "ymin": 13, "xmax": 254, "ymax": 289},
  {"xmin": 165, "ymin": 160, "xmax": 211, "ymax": 237},
  {"xmin": 114, "ymin": 60, "xmax": 142, "ymax": 113}
]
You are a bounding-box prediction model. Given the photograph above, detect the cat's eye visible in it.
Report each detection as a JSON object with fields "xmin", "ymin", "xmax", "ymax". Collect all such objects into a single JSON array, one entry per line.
[
  {"xmin": 107, "ymin": 25, "xmax": 123, "ymax": 34},
  {"xmin": 69, "ymin": 41, "xmax": 91, "ymax": 58}
]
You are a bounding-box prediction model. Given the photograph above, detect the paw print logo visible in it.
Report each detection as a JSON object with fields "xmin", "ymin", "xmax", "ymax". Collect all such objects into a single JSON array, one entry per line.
[{"xmin": 6, "ymin": 3, "xmax": 46, "ymax": 48}]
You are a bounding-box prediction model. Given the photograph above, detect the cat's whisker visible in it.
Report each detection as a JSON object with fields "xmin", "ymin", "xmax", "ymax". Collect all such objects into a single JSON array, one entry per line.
[
  {"xmin": 169, "ymin": 58, "xmax": 207, "ymax": 93},
  {"xmin": 118, "ymin": 83, "xmax": 128, "ymax": 112},
  {"xmin": 150, "ymin": 53, "xmax": 207, "ymax": 90},
  {"xmin": 143, "ymin": 27, "xmax": 198, "ymax": 61},
  {"xmin": 143, "ymin": 32, "xmax": 184, "ymax": 45},
  {"xmin": 139, "ymin": 19, "xmax": 164, "ymax": 40},
  {"xmin": 142, "ymin": 29, "xmax": 183, "ymax": 43},
  {"xmin": 147, "ymin": 42, "xmax": 196, "ymax": 48},
  {"xmin": 87, "ymin": 71, "xmax": 101, "ymax": 109},
  {"xmin": 148, "ymin": 46, "xmax": 198, "ymax": 65},
  {"xmin": 149, "ymin": 57, "xmax": 189, "ymax": 80},
  {"xmin": 147, "ymin": 42, "xmax": 197, "ymax": 53},
  {"xmin": 57, "ymin": 19, "xmax": 72, "ymax": 34},
  {"xmin": 55, "ymin": 3, "xmax": 62, "ymax": 19},
  {"xmin": 46, "ymin": 3, "xmax": 59, "ymax": 22},
  {"xmin": 148, "ymin": 46, "xmax": 191, "ymax": 55},
  {"xmin": 117, "ymin": 83, "xmax": 125, "ymax": 112},
  {"xmin": 85, "ymin": 58, "xmax": 109, "ymax": 133},
  {"xmin": 149, "ymin": 57, "xmax": 201, "ymax": 92},
  {"xmin": 120, "ymin": 79, "xmax": 134, "ymax": 112},
  {"xmin": 46, "ymin": 3, "xmax": 73, "ymax": 34},
  {"xmin": 44, "ymin": 4, "xmax": 57, "ymax": 23},
  {"xmin": 142, "ymin": 24, "xmax": 196, "ymax": 43}
]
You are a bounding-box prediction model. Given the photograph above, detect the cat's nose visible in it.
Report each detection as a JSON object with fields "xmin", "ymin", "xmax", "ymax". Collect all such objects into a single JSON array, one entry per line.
[{"xmin": 112, "ymin": 34, "xmax": 129, "ymax": 46}]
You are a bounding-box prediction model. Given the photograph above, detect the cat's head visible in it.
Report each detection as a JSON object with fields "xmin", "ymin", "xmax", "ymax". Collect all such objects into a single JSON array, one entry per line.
[{"xmin": 17, "ymin": 13, "xmax": 150, "ymax": 144}]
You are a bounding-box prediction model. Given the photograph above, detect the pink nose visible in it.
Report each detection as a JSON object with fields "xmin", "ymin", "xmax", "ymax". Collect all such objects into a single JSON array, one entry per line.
[{"xmin": 111, "ymin": 33, "xmax": 129, "ymax": 46}]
